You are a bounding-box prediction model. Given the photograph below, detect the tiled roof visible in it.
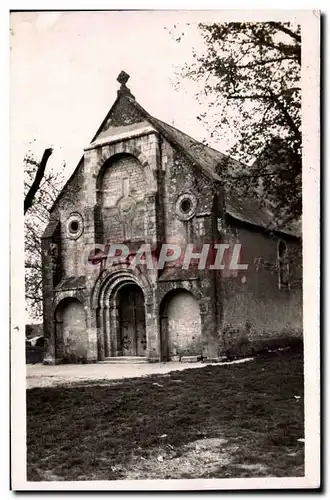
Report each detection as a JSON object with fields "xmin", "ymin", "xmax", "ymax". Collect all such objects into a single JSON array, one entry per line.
[
  {"xmin": 50, "ymin": 91, "xmax": 300, "ymax": 239},
  {"xmin": 143, "ymin": 108, "xmax": 300, "ymax": 238},
  {"xmin": 41, "ymin": 219, "xmax": 60, "ymax": 239}
]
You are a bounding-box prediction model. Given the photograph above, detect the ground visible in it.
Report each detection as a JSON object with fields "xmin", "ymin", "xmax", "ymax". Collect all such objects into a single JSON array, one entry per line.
[
  {"xmin": 26, "ymin": 358, "xmax": 254, "ymax": 389},
  {"xmin": 26, "ymin": 348, "xmax": 304, "ymax": 481}
]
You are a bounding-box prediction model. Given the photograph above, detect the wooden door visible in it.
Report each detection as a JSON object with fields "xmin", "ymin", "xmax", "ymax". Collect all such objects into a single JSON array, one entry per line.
[{"xmin": 118, "ymin": 285, "xmax": 146, "ymax": 356}]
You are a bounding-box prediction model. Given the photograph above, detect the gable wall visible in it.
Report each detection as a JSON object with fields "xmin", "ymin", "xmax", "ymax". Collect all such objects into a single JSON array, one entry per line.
[
  {"xmin": 48, "ymin": 134, "xmax": 160, "ymax": 290},
  {"xmin": 161, "ymin": 142, "xmax": 217, "ymax": 247},
  {"xmin": 100, "ymin": 154, "xmax": 147, "ymax": 243},
  {"xmin": 42, "ymin": 93, "xmax": 302, "ymax": 363},
  {"xmin": 50, "ymin": 164, "xmax": 89, "ymax": 279}
]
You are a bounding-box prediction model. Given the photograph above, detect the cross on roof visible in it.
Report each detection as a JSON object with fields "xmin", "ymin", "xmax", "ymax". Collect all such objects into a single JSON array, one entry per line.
[{"xmin": 117, "ymin": 71, "xmax": 130, "ymax": 87}]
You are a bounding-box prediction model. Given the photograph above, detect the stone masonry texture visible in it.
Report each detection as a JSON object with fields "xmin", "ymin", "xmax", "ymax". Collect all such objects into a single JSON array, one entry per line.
[{"xmin": 41, "ymin": 84, "xmax": 302, "ymax": 364}]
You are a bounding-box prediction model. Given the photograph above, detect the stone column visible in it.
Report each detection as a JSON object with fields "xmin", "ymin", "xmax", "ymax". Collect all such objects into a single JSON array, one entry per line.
[
  {"xmin": 109, "ymin": 304, "xmax": 120, "ymax": 356},
  {"xmin": 95, "ymin": 307, "xmax": 104, "ymax": 361},
  {"xmin": 199, "ymin": 278, "xmax": 219, "ymax": 359},
  {"xmin": 144, "ymin": 193, "xmax": 158, "ymax": 246},
  {"xmin": 145, "ymin": 296, "xmax": 160, "ymax": 361},
  {"xmin": 98, "ymin": 306, "xmax": 105, "ymax": 360},
  {"xmin": 103, "ymin": 305, "xmax": 111, "ymax": 358},
  {"xmin": 41, "ymin": 228, "xmax": 58, "ymax": 365},
  {"xmin": 86, "ymin": 304, "xmax": 98, "ymax": 363}
]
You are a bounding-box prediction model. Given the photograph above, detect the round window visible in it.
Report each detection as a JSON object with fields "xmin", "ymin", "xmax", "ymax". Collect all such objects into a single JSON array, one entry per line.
[
  {"xmin": 69, "ymin": 220, "xmax": 79, "ymax": 233},
  {"xmin": 181, "ymin": 198, "xmax": 192, "ymax": 213},
  {"xmin": 175, "ymin": 193, "xmax": 197, "ymax": 221},
  {"xmin": 66, "ymin": 213, "xmax": 84, "ymax": 240}
]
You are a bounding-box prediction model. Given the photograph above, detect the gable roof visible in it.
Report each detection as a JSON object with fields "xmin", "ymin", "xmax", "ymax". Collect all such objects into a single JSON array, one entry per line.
[
  {"xmin": 51, "ymin": 81, "xmax": 300, "ymax": 238},
  {"xmin": 132, "ymin": 101, "xmax": 300, "ymax": 238}
]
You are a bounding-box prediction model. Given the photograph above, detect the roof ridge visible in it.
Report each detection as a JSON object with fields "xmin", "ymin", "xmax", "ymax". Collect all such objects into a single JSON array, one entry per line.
[
  {"xmin": 47, "ymin": 86, "xmax": 300, "ymax": 238},
  {"xmin": 127, "ymin": 97, "xmax": 221, "ymax": 182},
  {"xmin": 152, "ymin": 117, "xmax": 228, "ymax": 157}
]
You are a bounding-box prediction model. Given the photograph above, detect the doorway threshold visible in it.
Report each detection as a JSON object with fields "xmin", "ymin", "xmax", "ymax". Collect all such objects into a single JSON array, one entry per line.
[{"xmin": 100, "ymin": 356, "xmax": 148, "ymax": 364}]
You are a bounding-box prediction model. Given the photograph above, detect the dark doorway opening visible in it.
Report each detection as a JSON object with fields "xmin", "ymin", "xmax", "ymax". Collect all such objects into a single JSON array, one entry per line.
[{"xmin": 117, "ymin": 284, "xmax": 146, "ymax": 356}]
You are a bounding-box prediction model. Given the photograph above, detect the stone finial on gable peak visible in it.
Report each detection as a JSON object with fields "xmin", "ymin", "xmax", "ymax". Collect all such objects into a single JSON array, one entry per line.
[
  {"xmin": 117, "ymin": 70, "xmax": 135, "ymax": 99},
  {"xmin": 117, "ymin": 70, "xmax": 130, "ymax": 86}
]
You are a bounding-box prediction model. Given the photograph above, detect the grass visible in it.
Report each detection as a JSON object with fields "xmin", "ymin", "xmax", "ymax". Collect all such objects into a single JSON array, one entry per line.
[{"xmin": 26, "ymin": 347, "xmax": 304, "ymax": 481}]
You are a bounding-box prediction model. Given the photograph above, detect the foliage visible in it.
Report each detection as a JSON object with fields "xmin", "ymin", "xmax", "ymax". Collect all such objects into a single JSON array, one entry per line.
[
  {"xmin": 24, "ymin": 149, "xmax": 64, "ymax": 318},
  {"xmin": 173, "ymin": 22, "xmax": 301, "ymax": 225}
]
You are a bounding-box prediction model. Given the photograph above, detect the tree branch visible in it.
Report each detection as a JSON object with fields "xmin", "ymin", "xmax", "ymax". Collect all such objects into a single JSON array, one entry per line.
[
  {"xmin": 268, "ymin": 22, "xmax": 301, "ymax": 43},
  {"xmin": 237, "ymin": 56, "xmax": 297, "ymax": 69},
  {"xmin": 229, "ymin": 169, "xmax": 299, "ymax": 181},
  {"xmin": 24, "ymin": 148, "xmax": 53, "ymax": 215},
  {"xmin": 25, "ymin": 295, "xmax": 43, "ymax": 302},
  {"xmin": 249, "ymin": 26, "xmax": 301, "ymax": 64},
  {"xmin": 227, "ymin": 94, "xmax": 270, "ymax": 100},
  {"xmin": 269, "ymin": 90, "xmax": 301, "ymax": 141}
]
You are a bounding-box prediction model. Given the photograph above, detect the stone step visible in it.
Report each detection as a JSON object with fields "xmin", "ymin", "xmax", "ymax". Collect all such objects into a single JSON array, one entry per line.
[{"xmin": 100, "ymin": 356, "xmax": 149, "ymax": 364}]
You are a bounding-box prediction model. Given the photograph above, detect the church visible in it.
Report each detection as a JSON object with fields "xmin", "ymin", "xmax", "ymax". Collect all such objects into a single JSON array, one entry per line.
[{"xmin": 41, "ymin": 72, "xmax": 302, "ymax": 364}]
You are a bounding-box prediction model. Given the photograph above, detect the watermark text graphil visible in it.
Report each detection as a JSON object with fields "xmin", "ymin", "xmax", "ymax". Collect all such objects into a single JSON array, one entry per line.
[{"xmin": 84, "ymin": 242, "xmax": 248, "ymax": 271}]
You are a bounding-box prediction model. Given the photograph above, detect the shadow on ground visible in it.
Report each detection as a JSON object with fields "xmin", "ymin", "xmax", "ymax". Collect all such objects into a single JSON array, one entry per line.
[{"xmin": 27, "ymin": 347, "xmax": 304, "ymax": 481}]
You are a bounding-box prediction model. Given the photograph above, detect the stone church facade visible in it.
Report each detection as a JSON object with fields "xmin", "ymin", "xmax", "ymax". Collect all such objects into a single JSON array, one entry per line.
[{"xmin": 42, "ymin": 72, "xmax": 302, "ymax": 364}]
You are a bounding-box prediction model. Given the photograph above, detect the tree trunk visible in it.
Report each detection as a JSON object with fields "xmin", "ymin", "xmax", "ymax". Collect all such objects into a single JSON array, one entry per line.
[{"xmin": 24, "ymin": 148, "xmax": 53, "ymax": 215}]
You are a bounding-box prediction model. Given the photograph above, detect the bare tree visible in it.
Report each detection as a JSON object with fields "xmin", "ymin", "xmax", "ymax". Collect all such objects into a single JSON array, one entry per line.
[
  {"xmin": 24, "ymin": 148, "xmax": 53, "ymax": 215},
  {"xmin": 24, "ymin": 149, "xmax": 64, "ymax": 319}
]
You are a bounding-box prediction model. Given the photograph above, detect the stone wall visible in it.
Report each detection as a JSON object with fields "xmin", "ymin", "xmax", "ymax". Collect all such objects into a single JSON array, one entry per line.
[
  {"xmin": 41, "ymin": 93, "xmax": 302, "ymax": 364},
  {"xmin": 220, "ymin": 223, "xmax": 302, "ymax": 355},
  {"xmin": 164, "ymin": 289, "xmax": 202, "ymax": 358},
  {"xmin": 99, "ymin": 153, "xmax": 147, "ymax": 242},
  {"xmin": 162, "ymin": 146, "xmax": 216, "ymax": 248},
  {"xmin": 56, "ymin": 298, "xmax": 87, "ymax": 363}
]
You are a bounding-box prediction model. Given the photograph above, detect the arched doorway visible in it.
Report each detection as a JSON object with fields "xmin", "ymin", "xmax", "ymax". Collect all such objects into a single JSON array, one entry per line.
[
  {"xmin": 54, "ymin": 298, "xmax": 87, "ymax": 363},
  {"xmin": 116, "ymin": 284, "xmax": 147, "ymax": 356},
  {"xmin": 160, "ymin": 289, "xmax": 202, "ymax": 361}
]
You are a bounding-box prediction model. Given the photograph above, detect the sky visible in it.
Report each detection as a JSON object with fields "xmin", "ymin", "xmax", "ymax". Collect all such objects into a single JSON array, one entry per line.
[
  {"xmin": 10, "ymin": 10, "xmax": 314, "ymax": 325},
  {"xmin": 10, "ymin": 11, "xmax": 230, "ymax": 181},
  {"xmin": 11, "ymin": 10, "xmax": 230, "ymax": 323}
]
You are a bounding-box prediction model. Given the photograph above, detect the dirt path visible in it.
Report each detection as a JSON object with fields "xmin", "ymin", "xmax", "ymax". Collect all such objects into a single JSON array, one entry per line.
[{"xmin": 26, "ymin": 358, "xmax": 254, "ymax": 389}]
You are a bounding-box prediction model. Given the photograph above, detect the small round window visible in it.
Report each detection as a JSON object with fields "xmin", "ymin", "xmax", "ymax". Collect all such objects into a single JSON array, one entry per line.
[
  {"xmin": 175, "ymin": 193, "xmax": 197, "ymax": 221},
  {"xmin": 69, "ymin": 220, "xmax": 79, "ymax": 233},
  {"xmin": 66, "ymin": 213, "xmax": 83, "ymax": 240},
  {"xmin": 181, "ymin": 198, "xmax": 192, "ymax": 213}
]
